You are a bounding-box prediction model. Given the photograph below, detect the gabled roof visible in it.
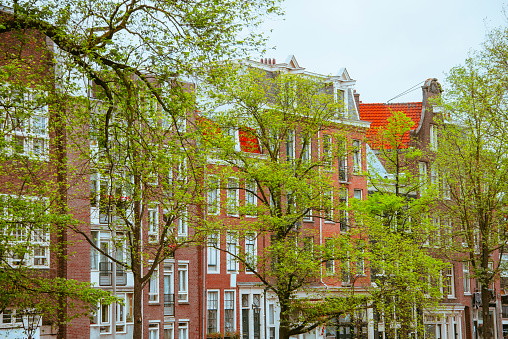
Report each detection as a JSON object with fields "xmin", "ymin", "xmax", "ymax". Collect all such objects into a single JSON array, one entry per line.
[{"xmin": 359, "ymin": 102, "xmax": 422, "ymax": 147}]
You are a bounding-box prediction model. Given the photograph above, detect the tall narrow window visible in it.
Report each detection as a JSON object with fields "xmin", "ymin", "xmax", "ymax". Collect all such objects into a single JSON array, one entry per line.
[
  {"xmin": 224, "ymin": 291, "xmax": 235, "ymax": 333},
  {"xmin": 285, "ymin": 130, "xmax": 294, "ymax": 163},
  {"xmin": 352, "ymin": 140, "xmax": 361, "ymax": 173},
  {"xmin": 178, "ymin": 264, "xmax": 188, "ymax": 302},
  {"xmin": 245, "ymin": 233, "xmax": 257, "ymax": 271},
  {"xmin": 325, "ymin": 238, "xmax": 334, "ymax": 274},
  {"xmin": 148, "ymin": 266, "xmax": 159, "ymax": 302},
  {"xmin": 208, "ymin": 176, "xmax": 220, "ymax": 215},
  {"xmin": 226, "ymin": 232, "xmax": 239, "ymax": 272},
  {"xmin": 301, "ymin": 137, "xmax": 311, "ymax": 163},
  {"xmin": 430, "ymin": 124, "xmax": 438, "ymax": 150},
  {"xmin": 177, "ymin": 212, "xmax": 188, "ymax": 239},
  {"xmin": 207, "ymin": 291, "xmax": 219, "ymax": 334},
  {"xmin": 339, "ymin": 188, "xmax": 348, "ymax": 231},
  {"xmin": 245, "ymin": 180, "xmax": 257, "ymax": 217},
  {"xmin": 149, "ymin": 323, "xmax": 159, "ymax": 339},
  {"xmin": 444, "ymin": 266, "xmax": 455, "ymax": 297},
  {"xmin": 148, "ymin": 208, "xmax": 158, "ymax": 243},
  {"xmin": 323, "ymin": 135, "xmax": 332, "ymax": 170},
  {"xmin": 207, "ymin": 233, "xmax": 219, "ymax": 273},
  {"xmin": 91, "ymin": 231, "xmax": 99, "ymax": 270},
  {"xmin": 431, "ymin": 165, "xmax": 438, "ymax": 186},
  {"xmin": 442, "ymin": 173, "xmax": 451, "ymax": 200},
  {"xmin": 164, "ymin": 264, "xmax": 174, "ymax": 316},
  {"xmin": 419, "ymin": 161, "xmax": 428, "ymax": 192},
  {"xmin": 463, "ymin": 262, "xmax": 471, "ymax": 294},
  {"xmin": 227, "ymin": 178, "xmax": 239, "ymax": 216},
  {"xmin": 323, "ymin": 189, "xmax": 333, "ymax": 220}
]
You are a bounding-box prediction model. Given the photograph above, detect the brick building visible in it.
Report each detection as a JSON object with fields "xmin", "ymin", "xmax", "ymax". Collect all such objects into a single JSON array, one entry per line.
[{"xmin": 359, "ymin": 78, "xmax": 502, "ymax": 339}]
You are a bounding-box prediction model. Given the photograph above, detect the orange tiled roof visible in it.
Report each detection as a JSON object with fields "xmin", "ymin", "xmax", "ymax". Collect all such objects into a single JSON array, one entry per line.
[{"xmin": 359, "ymin": 102, "xmax": 422, "ymax": 148}]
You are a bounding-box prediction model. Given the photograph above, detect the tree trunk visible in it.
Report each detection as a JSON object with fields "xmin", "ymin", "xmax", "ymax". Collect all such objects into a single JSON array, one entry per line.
[
  {"xmin": 481, "ymin": 282, "xmax": 493, "ymax": 339},
  {"xmin": 133, "ymin": 260, "xmax": 143, "ymax": 339}
]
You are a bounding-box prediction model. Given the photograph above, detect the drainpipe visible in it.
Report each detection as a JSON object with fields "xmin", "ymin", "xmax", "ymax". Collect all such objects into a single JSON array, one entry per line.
[
  {"xmin": 203, "ymin": 165, "xmax": 207, "ymax": 339},
  {"xmin": 320, "ymin": 213, "xmax": 329, "ymax": 290},
  {"xmin": 112, "ymin": 229, "xmax": 116, "ymax": 339}
]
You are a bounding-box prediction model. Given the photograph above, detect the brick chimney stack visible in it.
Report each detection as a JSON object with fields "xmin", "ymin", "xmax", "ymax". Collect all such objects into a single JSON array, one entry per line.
[{"xmin": 354, "ymin": 90, "xmax": 361, "ymax": 108}]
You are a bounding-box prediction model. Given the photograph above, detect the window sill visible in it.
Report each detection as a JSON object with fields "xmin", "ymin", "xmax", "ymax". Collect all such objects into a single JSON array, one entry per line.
[{"xmin": 207, "ymin": 270, "xmax": 220, "ymax": 274}]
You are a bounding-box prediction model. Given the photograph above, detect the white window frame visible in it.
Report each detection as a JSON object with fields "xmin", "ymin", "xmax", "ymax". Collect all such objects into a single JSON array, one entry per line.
[
  {"xmin": 178, "ymin": 322, "xmax": 189, "ymax": 339},
  {"xmin": 325, "ymin": 238, "xmax": 334, "ymax": 274},
  {"xmin": 353, "ymin": 189, "xmax": 363, "ymax": 200},
  {"xmin": 207, "ymin": 233, "xmax": 220, "ymax": 274},
  {"xmin": 419, "ymin": 161, "xmax": 428, "ymax": 192},
  {"xmin": 463, "ymin": 262, "xmax": 471, "ymax": 294},
  {"xmin": 149, "ymin": 322, "xmax": 160, "ymax": 339},
  {"xmin": 149, "ymin": 265, "xmax": 159, "ymax": 303},
  {"xmin": 177, "ymin": 211, "xmax": 188, "ymax": 240},
  {"xmin": 323, "ymin": 189, "xmax": 334, "ymax": 222},
  {"xmin": 177, "ymin": 264, "xmax": 189, "ymax": 302},
  {"xmin": 207, "ymin": 290, "xmax": 220, "ymax": 334},
  {"xmin": 116, "ymin": 293, "xmax": 127, "ymax": 333},
  {"xmin": 430, "ymin": 124, "xmax": 438, "ymax": 150},
  {"xmin": 301, "ymin": 136, "xmax": 311, "ymax": 163},
  {"xmin": 444, "ymin": 265, "xmax": 455, "ymax": 298},
  {"xmin": 245, "ymin": 179, "xmax": 257, "ymax": 217},
  {"xmin": 224, "ymin": 290, "xmax": 236, "ymax": 333},
  {"xmin": 285, "ymin": 130, "xmax": 295, "ymax": 163},
  {"xmin": 245, "ymin": 233, "xmax": 257, "ymax": 273},
  {"xmin": 227, "ymin": 177, "xmax": 239, "ymax": 216},
  {"xmin": 226, "ymin": 232, "xmax": 239, "ymax": 273},
  {"xmin": 148, "ymin": 208, "xmax": 159, "ymax": 243},
  {"xmin": 164, "ymin": 323, "xmax": 175, "ymax": 339},
  {"xmin": 100, "ymin": 302, "xmax": 111, "ymax": 334},
  {"xmin": 352, "ymin": 140, "xmax": 361, "ymax": 173},
  {"xmin": 207, "ymin": 176, "xmax": 220, "ymax": 215},
  {"xmin": 322, "ymin": 134, "xmax": 333, "ymax": 170}
]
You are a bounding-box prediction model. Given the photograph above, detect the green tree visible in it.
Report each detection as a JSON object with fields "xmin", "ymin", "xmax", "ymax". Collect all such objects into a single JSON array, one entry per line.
[
  {"xmin": 435, "ymin": 39, "xmax": 508, "ymax": 339},
  {"xmin": 357, "ymin": 110, "xmax": 446, "ymax": 339},
  {"xmin": 200, "ymin": 64, "xmax": 366, "ymax": 339},
  {"xmin": 0, "ymin": 1, "xmax": 282, "ymax": 337}
]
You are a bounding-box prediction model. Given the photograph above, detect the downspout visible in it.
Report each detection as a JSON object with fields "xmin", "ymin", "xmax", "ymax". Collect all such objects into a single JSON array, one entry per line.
[
  {"xmin": 203, "ymin": 165, "xmax": 207, "ymax": 339},
  {"xmin": 320, "ymin": 215, "xmax": 329, "ymax": 290}
]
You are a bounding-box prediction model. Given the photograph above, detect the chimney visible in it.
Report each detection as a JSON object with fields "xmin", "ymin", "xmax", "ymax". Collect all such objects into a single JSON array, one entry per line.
[
  {"xmin": 353, "ymin": 90, "xmax": 361, "ymax": 108},
  {"xmin": 264, "ymin": 58, "xmax": 268, "ymax": 64},
  {"xmin": 272, "ymin": 58, "xmax": 276, "ymax": 64},
  {"xmin": 260, "ymin": 58, "xmax": 263, "ymax": 63}
]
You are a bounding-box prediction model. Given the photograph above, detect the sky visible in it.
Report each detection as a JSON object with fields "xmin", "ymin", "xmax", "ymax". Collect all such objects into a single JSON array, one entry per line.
[{"xmin": 258, "ymin": 0, "xmax": 507, "ymax": 103}]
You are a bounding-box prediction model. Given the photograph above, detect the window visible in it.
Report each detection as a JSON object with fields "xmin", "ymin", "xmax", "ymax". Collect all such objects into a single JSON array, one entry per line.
[
  {"xmin": 227, "ymin": 178, "xmax": 239, "ymax": 216},
  {"xmin": 419, "ymin": 161, "xmax": 428, "ymax": 192},
  {"xmin": 164, "ymin": 323, "xmax": 174, "ymax": 339},
  {"xmin": 148, "ymin": 208, "xmax": 159, "ymax": 243},
  {"xmin": 0, "ymin": 310, "xmax": 23, "ymax": 325},
  {"xmin": 301, "ymin": 137, "xmax": 311, "ymax": 162},
  {"xmin": 430, "ymin": 124, "xmax": 438, "ymax": 150},
  {"xmin": 207, "ymin": 233, "xmax": 220, "ymax": 273},
  {"xmin": 8, "ymin": 103, "xmax": 49, "ymax": 158},
  {"xmin": 303, "ymin": 208, "xmax": 313, "ymax": 222},
  {"xmin": 91, "ymin": 231, "xmax": 99, "ymax": 270},
  {"xmin": 224, "ymin": 291, "xmax": 235, "ymax": 333},
  {"xmin": 177, "ymin": 212, "xmax": 188, "ymax": 239},
  {"xmin": 325, "ymin": 238, "xmax": 334, "ymax": 274},
  {"xmin": 100, "ymin": 303, "xmax": 111, "ymax": 333},
  {"xmin": 339, "ymin": 188, "xmax": 348, "ymax": 231},
  {"xmin": 341, "ymin": 258, "xmax": 351, "ymax": 284},
  {"xmin": 164, "ymin": 264, "xmax": 175, "ymax": 316},
  {"xmin": 268, "ymin": 303, "xmax": 275, "ymax": 339},
  {"xmin": 356, "ymin": 249, "xmax": 365, "ymax": 276},
  {"xmin": 463, "ymin": 262, "xmax": 471, "ymax": 294},
  {"xmin": 245, "ymin": 233, "xmax": 257, "ymax": 272},
  {"xmin": 116, "ymin": 294, "xmax": 126, "ymax": 332},
  {"xmin": 207, "ymin": 176, "xmax": 220, "ymax": 215},
  {"xmin": 431, "ymin": 165, "xmax": 438, "ymax": 187},
  {"xmin": 444, "ymin": 265, "xmax": 455, "ymax": 297},
  {"xmin": 149, "ymin": 323, "xmax": 159, "ymax": 339},
  {"xmin": 245, "ymin": 180, "xmax": 257, "ymax": 217},
  {"xmin": 322, "ymin": 134, "xmax": 332, "ymax": 170},
  {"xmin": 149, "ymin": 266, "xmax": 159, "ymax": 303},
  {"xmin": 207, "ymin": 291, "xmax": 219, "ymax": 334},
  {"xmin": 323, "ymin": 189, "xmax": 333, "ymax": 220},
  {"xmin": 285, "ymin": 130, "xmax": 294, "ymax": 163},
  {"xmin": 226, "ymin": 232, "xmax": 239, "ymax": 272},
  {"xmin": 178, "ymin": 264, "xmax": 188, "ymax": 302},
  {"xmin": 353, "ymin": 189, "xmax": 362, "ymax": 200},
  {"xmin": 178, "ymin": 322, "xmax": 188, "ymax": 339},
  {"xmin": 352, "ymin": 140, "xmax": 361, "ymax": 173},
  {"xmin": 442, "ymin": 173, "xmax": 451, "ymax": 200}
]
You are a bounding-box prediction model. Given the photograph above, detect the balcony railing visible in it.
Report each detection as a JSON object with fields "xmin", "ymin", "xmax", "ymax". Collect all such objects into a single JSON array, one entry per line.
[
  {"xmin": 164, "ymin": 293, "xmax": 175, "ymax": 316},
  {"xmin": 99, "ymin": 262, "xmax": 127, "ymax": 286}
]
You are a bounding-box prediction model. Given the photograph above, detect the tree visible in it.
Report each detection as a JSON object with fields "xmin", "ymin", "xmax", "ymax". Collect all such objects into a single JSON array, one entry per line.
[
  {"xmin": 199, "ymin": 64, "xmax": 366, "ymax": 339},
  {"xmin": 356, "ymin": 110, "xmax": 446, "ymax": 339},
  {"xmin": 0, "ymin": 1, "xmax": 282, "ymax": 337},
  {"xmin": 0, "ymin": 27, "xmax": 117, "ymax": 338},
  {"xmin": 435, "ymin": 39, "xmax": 508, "ymax": 339}
]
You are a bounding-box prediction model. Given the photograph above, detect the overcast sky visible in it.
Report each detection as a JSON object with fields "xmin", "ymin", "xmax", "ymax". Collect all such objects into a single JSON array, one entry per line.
[{"xmin": 258, "ymin": 0, "xmax": 507, "ymax": 103}]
